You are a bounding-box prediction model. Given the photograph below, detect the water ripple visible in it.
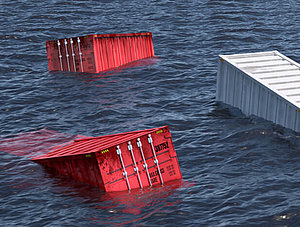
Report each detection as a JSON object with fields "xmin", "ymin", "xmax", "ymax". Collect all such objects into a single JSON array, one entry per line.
[{"xmin": 1, "ymin": 0, "xmax": 300, "ymax": 226}]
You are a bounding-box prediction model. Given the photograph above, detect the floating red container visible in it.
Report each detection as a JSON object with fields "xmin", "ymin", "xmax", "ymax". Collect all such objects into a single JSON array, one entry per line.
[
  {"xmin": 32, "ymin": 126, "xmax": 182, "ymax": 192},
  {"xmin": 46, "ymin": 32, "xmax": 155, "ymax": 73}
]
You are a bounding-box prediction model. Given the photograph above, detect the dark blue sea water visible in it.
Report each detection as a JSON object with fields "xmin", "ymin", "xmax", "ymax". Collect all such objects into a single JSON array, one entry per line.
[{"xmin": 1, "ymin": 0, "xmax": 300, "ymax": 226}]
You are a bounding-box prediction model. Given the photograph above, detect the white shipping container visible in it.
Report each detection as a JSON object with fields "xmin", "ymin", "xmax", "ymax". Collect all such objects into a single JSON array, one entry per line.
[{"xmin": 217, "ymin": 50, "xmax": 300, "ymax": 132}]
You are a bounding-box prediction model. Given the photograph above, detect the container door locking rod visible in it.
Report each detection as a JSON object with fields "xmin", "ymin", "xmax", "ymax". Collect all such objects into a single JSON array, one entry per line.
[
  {"xmin": 77, "ymin": 37, "xmax": 84, "ymax": 72},
  {"xmin": 137, "ymin": 138, "xmax": 152, "ymax": 187},
  {"xmin": 70, "ymin": 38, "xmax": 76, "ymax": 72},
  {"xmin": 116, "ymin": 145, "xmax": 131, "ymax": 191},
  {"xmin": 57, "ymin": 40, "xmax": 63, "ymax": 71},
  {"xmin": 128, "ymin": 141, "xmax": 143, "ymax": 189},
  {"xmin": 64, "ymin": 39, "xmax": 70, "ymax": 71},
  {"xmin": 148, "ymin": 134, "xmax": 164, "ymax": 185}
]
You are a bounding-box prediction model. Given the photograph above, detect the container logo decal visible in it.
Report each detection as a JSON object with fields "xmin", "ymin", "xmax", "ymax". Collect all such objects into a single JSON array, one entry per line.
[
  {"xmin": 154, "ymin": 141, "xmax": 169, "ymax": 152},
  {"xmin": 101, "ymin": 148, "xmax": 109, "ymax": 154},
  {"xmin": 155, "ymin": 129, "xmax": 163, "ymax": 134}
]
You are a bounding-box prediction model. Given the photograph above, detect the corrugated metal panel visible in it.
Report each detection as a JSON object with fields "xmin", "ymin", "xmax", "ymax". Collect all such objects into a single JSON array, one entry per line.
[
  {"xmin": 46, "ymin": 32, "xmax": 155, "ymax": 73},
  {"xmin": 217, "ymin": 50, "xmax": 300, "ymax": 132},
  {"xmin": 32, "ymin": 126, "xmax": 182, "ymax": 192}
]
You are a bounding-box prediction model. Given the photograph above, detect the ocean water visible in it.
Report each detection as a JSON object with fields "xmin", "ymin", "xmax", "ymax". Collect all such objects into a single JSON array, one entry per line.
[{"xmin": 1, "ymin": 0, "xmax": 300, "ymax": 226}]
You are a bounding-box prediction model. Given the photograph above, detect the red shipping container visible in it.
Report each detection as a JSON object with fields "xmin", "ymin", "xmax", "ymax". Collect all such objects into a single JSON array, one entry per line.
[
  {"xmin": 46, "ymin": 32, "xmax": 155, "ymax": 73},
  {"xmin": 32, "ymin": 126, "xmax": 182, "ymax": 192}
]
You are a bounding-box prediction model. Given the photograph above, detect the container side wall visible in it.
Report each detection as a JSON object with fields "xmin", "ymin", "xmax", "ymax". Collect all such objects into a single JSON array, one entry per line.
[
  {"xmin": 285, "ymin": 106, "xmax": 295, "ymax": 130},
  {"xmin": 34, "ymin": 154, "xmax": 104, "ymax": 190},
  {"xmin": 233, "ymin": 70, "xmax": 243, "ymax": 109},
  {"xmin": 249, "ymin": 81, "xmax": 260, "ymax": 116},
  {"xmin": 257, "ymin": 87, "xmax": 268, "ymax": 119},
  {"xmin": 226, "ymin": 65, "xmax": 236, "ymax": 106},
  {"xmin": 46, "ymin": 40, "xmax": 60, "ymax": 71},
  {"xmin": 276, "ymin": 100, "xmax": 286, "ymax": 126},
  {"xmin": 93, "ymin": 33, "xmax": 154, "ymax": 73},
  {"xmin": 266, "ymin": 93, "xmax": 277, "ymax": 122},
  {"xmin": 216, "ymin": 59, "xmax": 227, "ymax": 102},
  {"xmin": 241, "ymin": 76, "xmax": 251, "ymax": 116}
]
